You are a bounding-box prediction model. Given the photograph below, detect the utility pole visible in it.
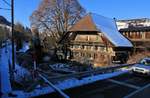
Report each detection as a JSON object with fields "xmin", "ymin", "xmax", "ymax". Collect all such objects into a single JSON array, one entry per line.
[{"xmin": 11, "ymin": 0, "xmax": 15, "ymax": 81}]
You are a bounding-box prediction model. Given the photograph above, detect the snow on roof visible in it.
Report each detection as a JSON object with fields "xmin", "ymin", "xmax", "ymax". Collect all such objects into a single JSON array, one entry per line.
[{"xmin": 91, "ymin": 13, "xmax": 133, "ymax": 47}]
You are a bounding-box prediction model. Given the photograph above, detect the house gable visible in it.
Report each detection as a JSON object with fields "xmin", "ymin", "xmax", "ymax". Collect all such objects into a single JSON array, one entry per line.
[
  {"xmin": 69, "ymin": 15, "xmax": 98, "ymax": 32},
  {"xmin": 69, "ymin": 13, "xmax": 133, "ymax": 48}
]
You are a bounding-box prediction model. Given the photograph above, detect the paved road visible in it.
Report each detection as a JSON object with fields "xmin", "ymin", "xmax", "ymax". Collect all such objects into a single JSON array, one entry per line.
[{"xmin": 37, "ymin": 73, "xmax": 150, "ymax": 98}]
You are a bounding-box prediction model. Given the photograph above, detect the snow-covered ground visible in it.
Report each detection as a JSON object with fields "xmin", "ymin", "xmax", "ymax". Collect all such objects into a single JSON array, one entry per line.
[
  {"xmin": 0, "ymin": 42, "xmax": 30, "ymax": 98},
  {"xmin": 14, "ymin": 63, "xmax": 31, "ymax": 82},
  {"xmin": 0, "ymin": 45, "xmax": 12, "ymax": 94},
  {"xmin": 1, "ymin": 42, "xmax": 130, "ymax": 98},
  {"xmin": 12, "ymin": 70, "xmax": 128, "ymax": 98}
]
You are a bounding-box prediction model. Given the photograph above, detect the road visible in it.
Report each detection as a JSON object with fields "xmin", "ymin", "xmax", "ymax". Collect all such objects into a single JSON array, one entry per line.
[{"xmin": 36, "ymin": 72, "xmax": 150, "ymax": 98}]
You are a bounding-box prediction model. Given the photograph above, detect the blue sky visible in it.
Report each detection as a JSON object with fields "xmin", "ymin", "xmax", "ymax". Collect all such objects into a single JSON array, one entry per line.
[
  {"xmin": 0, "ymin": 0, "xmax": 41, "ymax": 27},
  {"xmin": 0, "ymin": 0, "xmax": 150, "ymax": 27}
]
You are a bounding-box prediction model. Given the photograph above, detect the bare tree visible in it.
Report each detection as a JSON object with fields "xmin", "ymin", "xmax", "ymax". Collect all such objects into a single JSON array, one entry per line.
[{"xmin": 30, "ymin": 0, "xmax": 86, "ymax": 47}]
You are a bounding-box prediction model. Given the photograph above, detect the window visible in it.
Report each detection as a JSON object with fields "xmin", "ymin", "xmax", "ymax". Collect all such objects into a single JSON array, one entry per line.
[
  {"xmin": 79, "ymin": 46, "xmax": 82, "ymax": 49},
  {"xmin": 126, "ymin": 32, "xmax": 129, "ymax": 38},
  {"xmin": 146, "ymin": 32, "xmax": 150, "ymax": 39},
  {"xmin": 94, "ymin": 53, "xmax": 97, "ymax": 59},
  {"xmin": 81, "ymin": 45, "xmax": 85, "ymax": 49},
  {"xmin": 70, "ymin": 45, "xmax": 73, "ymax": 48},
  {"xmin": 87, "ymin": 53, "xmax": 92, "ymax": 58},
  {"xmin": 98, "ymin": 46, "xmax": 104, "ymax": 51},
  {"xmin": 132, "ymin": 32, "xmax": 136, "ymax": 39},
  {"xmin": 91, "ymin": 46, "xmax": 94, "ymax": 50},
  {"xmin": 87, "ymin": 46, "xmax": 91, "ymax": 50},
  {"xmin": 96, "ymin": 36, "xmax": 99, "ymax": 41},
  {"xmin": 74, "ymin": 52, "xmax": 79, "ymax": 56},
  {"xmin": 74, "ymin": 45, "xmax": 79, "ymax": 49},
  {"xmin": 86, "ymin": 36, "xmax": 88, "ymax": 41},
  {"xmin": 129, "ymin": 32, "xmax": 132, "ymax": 38},
  {"xmin": 95, "ymin": 46, "xmax": 98, "ymax": 50},
  {"xmin": 84, "ymin": 46, "xmax": 87, "ymax": 50}
]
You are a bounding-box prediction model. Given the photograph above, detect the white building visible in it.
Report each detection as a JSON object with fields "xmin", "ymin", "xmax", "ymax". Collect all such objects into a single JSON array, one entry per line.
[
  {"xmin": 0, "ymin": 24, "xmax": 11, "ymax": 31},
  {"xmin": 116, "ymin": 18, "xmax": 150, "ymax": 30}
]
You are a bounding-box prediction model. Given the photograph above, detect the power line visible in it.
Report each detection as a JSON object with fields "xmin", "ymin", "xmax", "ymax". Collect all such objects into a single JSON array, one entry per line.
[
  {"xmin": 0, "ymin": 7, "xmax": 11, "ymax": 10},
  {"xmin": 2, "ymin": 0, "xmax": 11, "ymax": 6}
]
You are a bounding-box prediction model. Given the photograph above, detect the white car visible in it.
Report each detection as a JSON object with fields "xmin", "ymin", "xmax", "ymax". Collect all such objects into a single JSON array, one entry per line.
[{"xmin": 131, "ymin": 58, "xmax": 150, "ymax": 76}]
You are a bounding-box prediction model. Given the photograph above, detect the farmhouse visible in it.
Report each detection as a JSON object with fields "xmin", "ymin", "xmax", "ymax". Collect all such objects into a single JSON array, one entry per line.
[{"xmin": 66, "ymin": 13, "xmax": 133, "ymax": 66}]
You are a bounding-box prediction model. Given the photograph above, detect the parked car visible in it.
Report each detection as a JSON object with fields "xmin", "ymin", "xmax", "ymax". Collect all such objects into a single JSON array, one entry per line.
[{"xmin": 131, "ymin": 57, "xmax": 150, "ymax": 76}]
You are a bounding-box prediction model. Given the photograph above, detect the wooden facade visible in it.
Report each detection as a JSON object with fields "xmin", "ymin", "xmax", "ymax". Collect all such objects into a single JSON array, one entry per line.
[{"xmin": 69, "ymin": 31, "xmax": 114, "ymax": 67}]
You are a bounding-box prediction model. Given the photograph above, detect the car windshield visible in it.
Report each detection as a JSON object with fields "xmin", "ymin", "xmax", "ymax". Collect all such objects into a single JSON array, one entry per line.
[{"xmin": 140, "ymin": 59, "xmax": 150, "ymax": 66}]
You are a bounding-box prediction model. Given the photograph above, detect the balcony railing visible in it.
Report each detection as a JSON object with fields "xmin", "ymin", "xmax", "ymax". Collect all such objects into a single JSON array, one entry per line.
[
  {"xmin": 70, "ymin": 40, "xmax": 105, "ymax": 46},
  {"xmin": 131, "ymin": 38, "xmax": 150, "ymax": 42}
]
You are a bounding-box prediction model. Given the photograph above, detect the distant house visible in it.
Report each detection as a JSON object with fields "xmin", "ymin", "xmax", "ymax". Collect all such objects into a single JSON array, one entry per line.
[
  {"xmin": 0, "ymin": 16, "xmax": 11, "ymax": 31},
  {"xmin": 119, "ymin": 26, "xmax": 150, "ymax": 52},
  {"xmin": 116, "ymin": 18, "xmax": 150, "ymax": 53},
  {"xmin": 66, "ymin": 13, "xmax": 133, "ymax": 67}
]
